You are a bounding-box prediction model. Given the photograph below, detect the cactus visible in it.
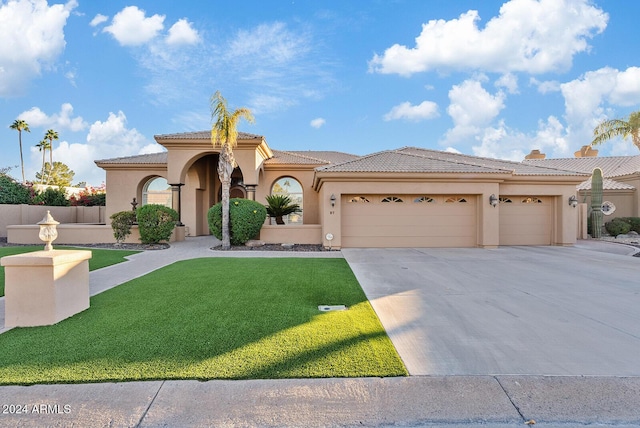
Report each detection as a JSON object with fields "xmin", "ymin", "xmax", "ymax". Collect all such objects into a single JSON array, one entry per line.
[{"xmin": 590, "ymin": 167, "xmax": 603, "ymax": 238}]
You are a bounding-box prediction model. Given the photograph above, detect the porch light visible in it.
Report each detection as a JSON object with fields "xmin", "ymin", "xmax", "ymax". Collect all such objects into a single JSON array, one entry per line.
[
  {"xmin": 568, "ymin": 195, "xmax": 578, "ymax": 208},
  {"xmin": 37, "ymin": 210, "xmax": 59, "ymax": 251},
  {"xmin": 489, "ymin": 194, "xmax": 498, "ymax": 207},
  {"xmin": 330, "ymin": 194, "xmax": 336, "ymax": 207}
]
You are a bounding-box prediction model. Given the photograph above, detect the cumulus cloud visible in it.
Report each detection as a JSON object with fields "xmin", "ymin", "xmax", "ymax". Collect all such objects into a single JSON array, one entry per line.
[
  {"xmin": 495, "ymin": 73, "xmax": 518, "ymax": 94},
  {"xmin": 166, "ymin": 18, "xmax": 200, "ymax": 46},
  {"xmin": 0, "ymin": 0, "xmax": 77, "ymax": 97},
  {"xmin": 310, "ymin": 118, "xmax": 326, "ymax": 128},
  {"xmin": 383, "ymin": 101, "xmax": 439, "ymax": 122},
  {"xmin": 90, "ymin": 13, "xmax": 108, "ymax": 27},
  {"xmin": 19, "ymin": 103, "xmax": 87, "ymax": 132},
  {"xmin": 103, "ymin": 6, "xmax": 165, "ymax": 46},
  {"xmin": 445, "ymin": 79, "xmax": 505, "ymax": 141},
  {"xmin": 368, "ymin": 0, "xmax": 608, "ymax": 76}
]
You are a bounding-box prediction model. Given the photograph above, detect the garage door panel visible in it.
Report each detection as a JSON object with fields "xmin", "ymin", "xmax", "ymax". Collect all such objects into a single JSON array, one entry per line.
[
  {"xmin": 499, "ymin": 197, "xmax": 552, "ymax": 246},
  {"xmin": 341, "ymin": 194, "xmax": 477, "ymax": 248}
]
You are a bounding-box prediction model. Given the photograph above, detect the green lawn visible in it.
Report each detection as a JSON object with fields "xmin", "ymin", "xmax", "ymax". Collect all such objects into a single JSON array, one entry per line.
[
  {"xmin": 0, "ymin": 258, "xmax": 408, "ymax": 385},
  {"xmin": 0, "ymin": 246, "xmax": 140, "ymax": 297}
]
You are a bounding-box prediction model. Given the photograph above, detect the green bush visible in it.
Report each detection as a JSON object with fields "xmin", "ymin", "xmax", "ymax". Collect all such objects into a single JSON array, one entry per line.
[
  {"xmin": 208, "ymin": 198, "xmax": 267, "ymax": 245},
  {"xmin": 0, "ymin": 174, "xmax": 33, "ymax": 204},
  {"xmin": 619, "ymin": 217, "xmax": 640, "ymax": 234},
  {"xmin": 605, "ymin": 218, "xmax": 631, "ymax": 237},
  {"xmin": 110, "ymin": 210, "xmax": 137, "ymax": 243},
  {"xmin": 136, "ymin": 204, "xmax": 179, "ymax": 244},
  {"xmin": 33, "ymin": 187, "xmax": 70, "ymax": 206}
]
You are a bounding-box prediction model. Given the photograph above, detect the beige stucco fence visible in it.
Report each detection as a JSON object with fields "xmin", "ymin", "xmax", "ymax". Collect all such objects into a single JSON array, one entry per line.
[{"xmin": 0, "ymin": 204, "xmax": 106, "ymax": 238}]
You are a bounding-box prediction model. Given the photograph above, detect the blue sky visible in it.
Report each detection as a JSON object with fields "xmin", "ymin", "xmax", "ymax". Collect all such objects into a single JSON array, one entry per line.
[{"xmin": 2, "ymin": 0, "xmax": 640, "ymax": 185}]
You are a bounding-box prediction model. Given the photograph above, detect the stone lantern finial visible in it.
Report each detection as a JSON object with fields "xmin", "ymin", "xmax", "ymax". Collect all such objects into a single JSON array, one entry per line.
[{"xmin": 37, "ymin": 210, "xmax": 60, "ymax": 251}]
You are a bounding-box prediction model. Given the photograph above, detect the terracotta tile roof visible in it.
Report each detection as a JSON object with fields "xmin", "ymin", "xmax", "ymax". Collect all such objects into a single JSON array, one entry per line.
[
  {"xmin": 524, "ymin": 155, "xmax": 640, "ymax": 178},
  {"xmin": 317, "ymin": 147, "xmax": 588, "ymax": 175},
  {"xmin": 577, "ymin": 178, "xmax": 636, "ymax": 191},
  {"xmin": 154, "ymin": 130, "xmax": 262, "ymax": 140},
  {"xmin": 266, "ymin": 150, "xmax": 360, "ymax": 165},
  {"xmin": 95, "ymin": 152, "xmax": 168, "ymax": 165}
]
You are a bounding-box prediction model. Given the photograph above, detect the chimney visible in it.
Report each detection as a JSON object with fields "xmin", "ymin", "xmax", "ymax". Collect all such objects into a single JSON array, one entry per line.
[
  {"xmin": 574, "ymin": 145, "xmax": 598, "ymax": 158},
  {"xmin": 525, "ymin": 149, "xmax": 546, "ymax": 160}
]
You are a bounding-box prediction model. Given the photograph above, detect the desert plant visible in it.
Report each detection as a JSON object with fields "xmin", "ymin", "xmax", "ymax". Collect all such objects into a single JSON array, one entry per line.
[
  {"xmin": 33, "ymin": 187, "xmax": 69, "ymax": 206},
  {"xmin": 0, "ymin": 173, "xmax": 33, "ymax": 204},
  {"xmin": 208, "ymin": 198, "xmax": 267, "ymax": 245},
  {"xmin": 619, "ymin": 217, "xmax": 640, "ymax": 234},
  {"xmin": 110, "ymin": 210, "xmax": 137, "ymax": 244},
  {"xmin": 136, "ymin": 204, "xmax": 179, "ymax": 244},
  {"xmin": 605, "ymin": 218, "xmax": 631, "ymax": 237},
  {"xmin": 265, "ymin": 194, "xmax": 301, "ymax": 225},
  {"xmin": 590, "ymin": 168, "xmax": 603, "ymax": 238}
]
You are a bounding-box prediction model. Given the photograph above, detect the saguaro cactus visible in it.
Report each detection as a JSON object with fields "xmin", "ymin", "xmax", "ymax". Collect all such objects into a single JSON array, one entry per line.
[{"xmin": 590, "ymin": 167, "xmax": 603, "ymax": 238}]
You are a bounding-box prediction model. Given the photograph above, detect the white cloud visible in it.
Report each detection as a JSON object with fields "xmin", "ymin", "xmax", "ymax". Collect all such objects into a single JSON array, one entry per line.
[
  {"xmin": 229, "ymin": 22, "xmax": 309, "ymax": 64},
  {"xmin": 383, "ymin": 101, "xmax": 439, "ymax": 122},
  {"xmin": 447, "ymin": 79, "xmax": 505, "ymax": 129},
  {"xmin": 531, "ymin": 77, "xmax": 561, "ymax": 94},
  {"xmin": 495, "ymin": 73, "xmax": 518, "ymax": 94},
  {"xmin": 0, "ymin": 0, "xmax": 77, "ymax": 97},
  {"xmin": 19, "ymin": 103, "xmax": 88, "ymax": 132},
  {"xmin": 166, "ymin": 18, "xmax": 200, "ymax": 46},
  {"xmin": 90, "ymin": 13, "xmax": 108, "ymax": 27},
  {"xmin": 310, "ymin": 118, "xmax": 326, "ymax": 129},
  {"xmin": 34, "ymin": 111, "xmax": 159, "ymax": 185},
  {"xmin": 103, "ymin": 6, "xmax": 165, "ymax": 46},
  {"xmin": 369, "ymin": 0, "xmax": 608, "ymax": 76}
]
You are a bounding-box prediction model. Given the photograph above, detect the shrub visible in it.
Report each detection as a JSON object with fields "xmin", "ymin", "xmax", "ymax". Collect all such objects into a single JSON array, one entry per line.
[
  {"xmin": 70, "ymin": 185, "xmax": 106, "ymax": 206},
  {"xmin": 605, "ymin": 218, "xmax": 631, "ymax": 237},
  {"xmin": 0, "ymin": 174, "xmax": 33, "ymax": 204},
  {"xmin": 208, "ymin": 198, "xmax": 267, "ymax": 245},
  {"xmin": 619, "ymin": 217, "xmax": 640, "ymax": 234},
  {"xmin": 136, "ymin": 204, "xmax": 179, "ymax": 244},
  {"xmin": 33, "ymin": 187, "xmax": 70, "ymax": 206},
  {"xmin": 265, "ymin": 194, "xmax": 301, "ymax": 224},
  {"xmin": 110, "ymin": 210, "xmax": 137, "ymax": 243}
]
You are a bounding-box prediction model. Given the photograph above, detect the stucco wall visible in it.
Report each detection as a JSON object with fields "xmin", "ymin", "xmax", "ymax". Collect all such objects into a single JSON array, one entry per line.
[
  {"xmin": 104, "ymin": 167, "xmax": 167, "ymax": 222},
  {"xmin": 0, "ymin": 205, "xmax": 105, "ymax": 238},
  {"xmin": 257, "ymin": 169, "xmax": 320, "ymax": 225}
]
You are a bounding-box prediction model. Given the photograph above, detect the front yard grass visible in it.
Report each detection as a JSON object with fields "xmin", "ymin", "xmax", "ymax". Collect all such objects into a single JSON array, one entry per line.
[
  {"xmin": 0, "ymin": 246, "xmax": 140, "ymax": 297},
  {"xmin": 0, "ymin": 258, "xmax": 408, "ymax": 385}
]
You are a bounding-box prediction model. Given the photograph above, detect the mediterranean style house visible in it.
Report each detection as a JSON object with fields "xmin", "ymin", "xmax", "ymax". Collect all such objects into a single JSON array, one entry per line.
[{"xmin": 94, "ymin": 131, "xmax": 591, "ymax": 249}]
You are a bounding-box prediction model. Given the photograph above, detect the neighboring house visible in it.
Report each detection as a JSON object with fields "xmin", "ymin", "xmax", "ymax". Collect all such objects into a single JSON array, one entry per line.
[
  {"xmin": 94, "ymin": 131, "xmax": 588, "ymax": 249},
  {"xmin": 524, "ymin": 149, "xmax": 640, "ymax": 220}
]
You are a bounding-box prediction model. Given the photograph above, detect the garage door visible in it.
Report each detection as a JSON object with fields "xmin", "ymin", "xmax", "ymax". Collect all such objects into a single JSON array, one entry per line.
[
  {"xmin": 341, "ymin": 194, "xmax": 477, "ymax": 248},
  {"xmin": 499, "ymin": 196, "xmax": 552, "ymax": 245}
]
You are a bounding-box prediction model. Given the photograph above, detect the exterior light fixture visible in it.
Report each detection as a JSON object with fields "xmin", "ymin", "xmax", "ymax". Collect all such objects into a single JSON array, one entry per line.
[
  {"xmin": 568, "ymin": 195, "xmax": 578, "ymax": 208},
  {"xmin": 38, "ymin": 210, "xmax": 59, "ymax": 251},
  {"xmin": 330, "ymin": 194, "xmax": 336, "ymax": 207},
  {"xmin": 489, "ymin": 194, "xmax": 498, "ymax": 207}
]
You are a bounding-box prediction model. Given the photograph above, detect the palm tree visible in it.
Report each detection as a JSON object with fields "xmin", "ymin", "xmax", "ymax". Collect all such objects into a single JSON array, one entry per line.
[
  {"xmin": 9, "ymin": 119, "xmax": 30, "ymax": 183},
  {"xmin": 210, "ymin": 91, "xmax": 254, "ymax": 250},
  {"xmin": 44, "ymin": 129, "xmax": 59, "ymax": 184},
  {"xmin": 591, "ymin": 110, "xmax": 640, "ymax": 150},
  {"xmin": 35, "ymin": 140, "xmax": 50, "ymax": 181}
]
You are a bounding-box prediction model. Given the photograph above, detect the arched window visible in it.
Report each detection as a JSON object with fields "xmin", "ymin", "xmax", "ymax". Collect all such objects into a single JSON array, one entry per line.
[
  {"xmin": 142, "ymin": 177, "xmax": 172, "ymax": 208},
  {"xmin": 271, "ymin": 177, "xmax": 303, "ymax": 224}
]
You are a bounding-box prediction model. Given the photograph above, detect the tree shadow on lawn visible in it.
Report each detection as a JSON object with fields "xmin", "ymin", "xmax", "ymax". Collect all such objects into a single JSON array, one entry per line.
[{"xmin": 0, "ymin": 258, "xmax": 407, "ymax": 385}]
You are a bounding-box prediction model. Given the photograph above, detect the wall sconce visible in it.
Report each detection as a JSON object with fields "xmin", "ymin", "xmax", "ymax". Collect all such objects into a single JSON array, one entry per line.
[
  {"xmin": 38, "ymin": 210, "xmax": 59, "ymax": 251},
  {"xmin": 489, "ymin": 194, "xmax": 498, "ymax": 208},
  {"xmin": 330, "ymin": 194, "xmax": 336, "ymax": 207},
  {"xmin": 568, "ymin": 195, "xmax": 578, "ymax": 208}
]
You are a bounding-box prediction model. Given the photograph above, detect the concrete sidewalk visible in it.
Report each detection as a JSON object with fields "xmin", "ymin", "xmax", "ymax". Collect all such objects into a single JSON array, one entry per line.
[{"xmin": 1, "ymin": 238, "xmax": 639, "ymax": 427}]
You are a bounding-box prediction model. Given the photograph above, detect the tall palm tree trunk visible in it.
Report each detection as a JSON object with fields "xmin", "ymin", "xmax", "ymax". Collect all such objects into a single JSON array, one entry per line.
[
  {"xmin": 18, "ymin": 131, "xmax": 25, "ymax": 184},
  {"xmin": 218, "ymin": 145, "xmax": 235, "ymax": 250}
]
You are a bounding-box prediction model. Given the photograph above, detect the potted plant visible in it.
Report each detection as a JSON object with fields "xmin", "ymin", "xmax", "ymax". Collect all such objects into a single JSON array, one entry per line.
[{"xmin": 265, "ymin": 194, "xmax": 301, "ymax": 225}]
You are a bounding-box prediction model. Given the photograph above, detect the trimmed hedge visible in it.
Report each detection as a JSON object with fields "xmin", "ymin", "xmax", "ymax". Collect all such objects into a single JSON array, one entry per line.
[
  {"xmin": 110, "ymin": 210, "xmax": 137, "ymax": 243},
  {"xmin": 605, "ymin": 217, "xmax": 631, "ymax": 237},
  {"xmin": 0, "ymin": 174, "xmax": 32, "ymax": 204},
  {"xmin": 136, "ymin": 204, "xmax": 179, "ymax": 244},
  {"xmin": 618, "ymin": 217, "xmax": 640, "ymax": 234},
  {"xmin": 208, "ymin": 198, "xmax": 267, "ymax": 245}
]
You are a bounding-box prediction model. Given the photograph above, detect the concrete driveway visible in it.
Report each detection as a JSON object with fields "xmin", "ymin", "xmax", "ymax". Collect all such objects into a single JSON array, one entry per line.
[{"xmin": 342, "ymin": 243, "xmax": 640, "ymax": 376}]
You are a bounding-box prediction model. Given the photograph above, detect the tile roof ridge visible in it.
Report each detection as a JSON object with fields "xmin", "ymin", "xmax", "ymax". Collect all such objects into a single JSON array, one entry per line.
[
  {"xmin": 95, "ymin": 152, "xmax": 167, "ymax": 163},
  {"xmin": 315, "ymin": 149, "xmax": 399, "ymax": 170},
  {"xmin": 271, "ymin": 149, "xmax": 331, "ymax": 164}
]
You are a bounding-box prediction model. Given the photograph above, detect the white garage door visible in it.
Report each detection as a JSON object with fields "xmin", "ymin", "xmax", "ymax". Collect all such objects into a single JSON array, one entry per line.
[
  {"xmin": 341, "ymin": 194, "xmax": 477, "ymax": 248},
  {"xmin": 499, "ymin": 196, "xmax": 552, "ymax": 246}
]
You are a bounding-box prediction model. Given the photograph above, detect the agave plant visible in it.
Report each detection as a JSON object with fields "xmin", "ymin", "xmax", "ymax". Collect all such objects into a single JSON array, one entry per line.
[{"xmin": 265, "ymin": 194, "xmax": 301, "ymax": 225}]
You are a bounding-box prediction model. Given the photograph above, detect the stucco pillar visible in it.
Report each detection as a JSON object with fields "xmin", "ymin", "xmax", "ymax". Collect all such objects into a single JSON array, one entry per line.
[
  {"xmin": 245, "ymin": 184, "xmax": 256, "ymax": 201},
  {"xmin": 169, "ymin": 183, "xmax": 184, "ymax": 226}
]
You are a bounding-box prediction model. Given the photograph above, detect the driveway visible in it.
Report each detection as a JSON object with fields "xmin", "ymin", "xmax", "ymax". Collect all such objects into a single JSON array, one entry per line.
[{"xmin": 342, "ymin": 243, "xmax": 640, "ymax": 376}]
